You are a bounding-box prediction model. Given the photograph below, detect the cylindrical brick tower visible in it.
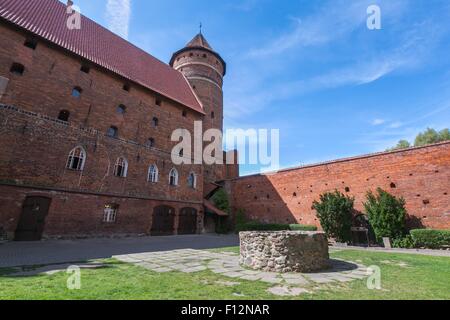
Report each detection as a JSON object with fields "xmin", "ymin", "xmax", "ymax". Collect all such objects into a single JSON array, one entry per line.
[{"xmin": 170, "ymin": 33, "xmax": 227, "ymax": 195}]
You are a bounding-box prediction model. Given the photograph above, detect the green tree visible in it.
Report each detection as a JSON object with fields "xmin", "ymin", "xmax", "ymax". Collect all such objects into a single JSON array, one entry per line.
[
  {"xmin": 210, "ymin": 188, "xmax": 229, "ymax": 213},
  {"xmin": 387, "ymin": 127, "xmax": 449, "ymax": 151},
  {"xmin": 414, "ymin": 128, "xmax": 440, "ymax": 146},
  {"xmin": 364, "ymin": 188, "xmax": 407, "ymax": 242},
  {"xmin": 313, "ymin": 190, "xmax": 354, "ymax": 243},
  {"xmin": 438, "ymin": 128, "xmax": 450, "ymax": 142},
  {"xmin": 387, "ymin": 140, "xmax": 411, "ymax": 151}
]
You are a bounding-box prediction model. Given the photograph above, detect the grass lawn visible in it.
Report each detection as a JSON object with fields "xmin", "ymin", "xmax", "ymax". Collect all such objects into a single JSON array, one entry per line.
[{"xmin": 0, "ymin": 247, "xmax": 449, "ymax": 300}]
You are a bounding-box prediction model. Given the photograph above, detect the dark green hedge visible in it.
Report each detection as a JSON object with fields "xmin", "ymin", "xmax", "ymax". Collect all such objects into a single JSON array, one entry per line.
[
  {"xmin": 410, "ymin": 229, "xmax": 450, "ymax": 249},
  {"xmin": 236, "ymin": 223, "xmax": 317, "ymax": 232},
  {"xmin": 289, "ymin": 224, "xmax": 318, "ymax": 231}
]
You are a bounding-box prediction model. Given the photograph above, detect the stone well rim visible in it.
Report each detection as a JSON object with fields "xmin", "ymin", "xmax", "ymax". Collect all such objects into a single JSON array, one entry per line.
[{"xmin": 239, "ymin": 231, "xmax": 326, "ymax": 235}]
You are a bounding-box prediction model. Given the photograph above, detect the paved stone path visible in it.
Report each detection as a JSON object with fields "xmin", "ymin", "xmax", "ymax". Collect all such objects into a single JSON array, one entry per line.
[
  {"xmin": 114, "ymin": 249, "xmax": 373, "ymax": 296},
  {"xmin": 0, "ymin": 234, "xmax": 239, "ymax": 268}
]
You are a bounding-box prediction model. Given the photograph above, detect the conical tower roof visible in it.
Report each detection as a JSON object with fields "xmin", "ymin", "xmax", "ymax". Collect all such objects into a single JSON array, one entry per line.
[
  {"xmin": 186, "ymin": 33, "xmax": 213, "ymax": 50},
  {"xmin": 170, "ymin": 32, "xmax": 226, "ymax": 76}
]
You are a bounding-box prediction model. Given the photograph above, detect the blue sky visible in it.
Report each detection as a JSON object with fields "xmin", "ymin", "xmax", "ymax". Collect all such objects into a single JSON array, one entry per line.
[{"xmin": 69, "ymin": 0, "xmax": 450, "ymax": 175}]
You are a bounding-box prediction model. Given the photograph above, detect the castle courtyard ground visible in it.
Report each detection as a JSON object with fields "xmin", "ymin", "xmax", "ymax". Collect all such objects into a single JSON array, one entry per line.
[{"xmin": 0, "ymin": 235, "xmax": 449, "ymax": 300}]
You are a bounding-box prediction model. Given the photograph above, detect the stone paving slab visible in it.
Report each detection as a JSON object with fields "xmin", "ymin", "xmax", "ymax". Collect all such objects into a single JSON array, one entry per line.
[{"xmin": 113, "ymin": 248, "xmax": 371, "ymax": 296}]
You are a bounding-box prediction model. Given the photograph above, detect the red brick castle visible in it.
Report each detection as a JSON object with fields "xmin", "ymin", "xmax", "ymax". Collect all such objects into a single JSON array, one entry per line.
[{"xmin": 0, "ymin": 0, "xmax": 448, "ymax": 241}]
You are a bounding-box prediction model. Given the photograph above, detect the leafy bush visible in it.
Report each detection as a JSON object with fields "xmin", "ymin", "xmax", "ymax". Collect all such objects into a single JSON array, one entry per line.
[
  {"xmin": 236, "ymin": 222, "xmax": 290, "ymax": 232},
  {"xmin": 235, "ymin": 208, "xmax": 248, "ymax": 229},
  {"xmin": 313, "ymin": 190, "xmax": 354, "ymax": 243},
  {"xmin": 364, "ymin": 188, "xmax": 407, "ymax": 242},
  {"xmin": 392, "ymin": 235, "xmax": 416, "ymax": 249},
  {"xmin": 410, "ymin": 229, "xmax": 450, "ymax": 249},
  {"xmin": 210, "ymin": 188, "xmax": 229, "ymax": 213},
  {"xmin": 289, "ymin": 224, "xmax": 318, "ymax": 231}
]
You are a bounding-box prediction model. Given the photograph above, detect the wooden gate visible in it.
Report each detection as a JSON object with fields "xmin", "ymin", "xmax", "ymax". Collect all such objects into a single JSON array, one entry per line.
[
  {"xmin": 15, "ymin": 196, "xmax": 51, "ymax": 241},
  {"xmin": 151, "ymin": 205, "xmax": 175, "ymax": 236},
  {"xmin": 178, "ymin": 207, "xmax": 198, "ymax": 235}
]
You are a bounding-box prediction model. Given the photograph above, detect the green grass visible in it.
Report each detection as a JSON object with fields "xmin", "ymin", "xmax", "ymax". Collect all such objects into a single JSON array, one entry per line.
[{"xmin": 0, "ymin": 248, "xmax": 449, "ymax": 300}]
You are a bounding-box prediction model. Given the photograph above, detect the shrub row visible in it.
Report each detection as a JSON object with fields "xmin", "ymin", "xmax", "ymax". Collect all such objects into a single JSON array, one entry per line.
[
  {"xmin": 289, "ymin": 224, "xmax": 318, "ymax": 231},
  {"xmin": 236, "ymin": 222, "xmax": 317, "ymax": 232},
  {"xmin": 410, "ymin": 229, "xmax": 450, "ymax": 249}
]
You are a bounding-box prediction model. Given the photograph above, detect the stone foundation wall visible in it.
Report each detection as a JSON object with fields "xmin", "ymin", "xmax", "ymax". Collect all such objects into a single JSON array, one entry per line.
[{"xmin": 240, "ymin": 231, "xmax": 330, "ymax": 273}]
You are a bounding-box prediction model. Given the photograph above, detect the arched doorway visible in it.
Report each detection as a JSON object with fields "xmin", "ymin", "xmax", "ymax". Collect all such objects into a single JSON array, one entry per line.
[
  {"xmin": 178, "ymin": 207, "xmax": 198, "ymax": 235},
  {"xmin": 15, "ymin": 196, "xmax": 51, "ymax": 241},
  {"xmin": 151, "ymin": 205, "xmax": 175, "ymax": 236}
]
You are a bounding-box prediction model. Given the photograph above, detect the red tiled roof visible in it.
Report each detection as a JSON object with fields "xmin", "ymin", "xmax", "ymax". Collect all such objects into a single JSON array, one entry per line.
[{"xmin": 0, "ymin": 0, "xmax": 204, "ymax": 114}]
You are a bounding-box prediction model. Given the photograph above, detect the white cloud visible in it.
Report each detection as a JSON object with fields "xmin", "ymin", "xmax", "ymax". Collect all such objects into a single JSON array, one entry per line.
[
  {"xmin": 106, "ymin": 0, "xmax": 131, "ymax": 39},
  {"xmin": 389, "ymin": 121, "xmax": 403, "ymax": 129},
  {"xmin": 247, "ymin": 0, "xmax": 408, "ymax": 58},
  {"xmin": 371, "ymin": 119, "xmax": 386, "ymax": 126}
]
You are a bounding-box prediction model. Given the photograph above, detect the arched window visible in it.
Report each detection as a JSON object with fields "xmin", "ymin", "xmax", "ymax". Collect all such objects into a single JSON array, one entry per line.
[
  {"xmin": 107, "ymin": 126, "xmax": 118, "ymax": 138},
  {"xmin": 66, "ymin": 146, "xmax": 86, "ymax": 171},
  {"xmin": 116, "ymin": 104, "xmax": 126, "ymax": 114},
  {"xmin": 114, "ymin": 157, "xmax": 128, "ymax": 177},
  {"xmin": 152, "ymin": 117, "xmax": 159, "ymax": 127},
  {"xmin": 169, "ymin": 168, "xmax": 178, "ymax": 186},
  {"xmin": 58, "ymin": 110, "xmax": 70, "ymax": 122},
  {"xmin": 148, "ymin": 164, "xmax": 159, "ymax": 183},
  {"xmin": 188, "ymin": 172, "xmax": 197, "ymax": 189},
  {"xmin": 72, "ymin": 86, "xmax": 82, "ymax": 98}
]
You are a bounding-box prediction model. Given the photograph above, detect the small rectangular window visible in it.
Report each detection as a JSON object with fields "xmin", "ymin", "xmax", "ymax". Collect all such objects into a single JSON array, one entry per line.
[
  {"xmin": 123, "ymin": 83, "xmax": 130, "ymax": 92},
  {"xmin": 24, "ymin": 37, "xmax": 37, "ymax": 50},
  {"xmin": 155, "ymin": 99, "xmax": 162, "ymax": 106},
  {"xmin": 10, "ymin": 63, "xmax": 25, "ymax": 75},
  {"xmin": 80, "ymin": 64, "xmax": 90, "ymax": 74}
]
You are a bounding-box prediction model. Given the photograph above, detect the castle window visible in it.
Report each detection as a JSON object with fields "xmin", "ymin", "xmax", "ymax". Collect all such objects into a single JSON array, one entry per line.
[
  {"xmin": 155, "ymin": 99, "xmax": 162, "ymax": 106},
  {"xmin": 152, "ymin": 117, "xmax": 159, "ymax": 127},
  {"xmin": 66, "ymin": 146, "xmax": 86, "ymax": 171},
  {"xmin": 107, "ymin": 126, "xmax": 118, "ymax": 138},
  {"xmin": 123, "ymin": 83, "xmax": 130, "ymax": 92},
  {"xmin": 179, "ymin": 149, "xmax": 184, "ymax": 157},
  {"xmin": 116, "ymin": 104, "xmax": 126, "ymax": 114},
  {"xmin": 72, "ymin": 86, "xmax": 82, "ymax": 98},
  {"xmin": 147, "ymin": 138, "xmax": 155, "ymax": 148},
  {"xmin": 211, "ymin": 111, "xmax": 215, "ymax": 119},
  {"xmin": 24, "ymin": 37, "xmax": 37, "ymax": 50},
  {"xmin": 182, "ymin": 110, "xmax": 187, "ymax": 117},
  {"xmin": 10, "ymin": 63, "xmax": 25, "ymax": 75},
  {"xmin": 103, "ymin": 204, "xmax": 118, "ymax": 223},
  {"xmin": 148, "ymin": 164, "xmax": 159, "ymax": 183},
  {"xmin": 189, "ymin": 53, "xmax": 194, "ymax": 57},
  {"xmin": 169, "ymin": 168, "xmax": 179, "ymax": 186},
  {"xmin": 202, "ymin": 54, "xmax": 207, "ymax": 58},
  {"xmin": 58, "ymin": 110, "xmax": 70, "ymax": 122},
  {"xmin": 188, "ymin": 172, "xmax": 197, "ymax": 189},
  {"xmin": 114, "ymin": 157, "xmax": 128, "ymax": 177},
  {"xmin": 80, "ymin": 64, "xmax": 90, "ymax": 74}
]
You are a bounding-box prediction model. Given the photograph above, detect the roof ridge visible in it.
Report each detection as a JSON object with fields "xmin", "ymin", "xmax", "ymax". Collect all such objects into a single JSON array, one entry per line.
[{"xmin": 0, "ymin": 0, "xmax": 204, "ymax": 113}]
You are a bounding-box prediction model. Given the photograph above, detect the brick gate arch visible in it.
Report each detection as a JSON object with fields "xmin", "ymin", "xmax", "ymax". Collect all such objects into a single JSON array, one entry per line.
[
  {"xmin": 178, "ymin": 207, "xmax": 198, "ymax": 235},
  {"xmin": 151, "ymin": 205, "xmax": 175, "ymax": 236}
]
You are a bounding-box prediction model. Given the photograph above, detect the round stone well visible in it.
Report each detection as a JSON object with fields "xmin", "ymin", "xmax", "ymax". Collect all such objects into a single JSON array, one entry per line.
[{"xmin": 240, "ymin": 231, "xmax": 330, "ymax": 273}]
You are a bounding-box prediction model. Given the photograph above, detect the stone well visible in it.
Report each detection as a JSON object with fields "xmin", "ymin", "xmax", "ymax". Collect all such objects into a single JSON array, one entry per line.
[{"xmin": 240, "ymin": 231, "xmax": 330, "ymax": 273}]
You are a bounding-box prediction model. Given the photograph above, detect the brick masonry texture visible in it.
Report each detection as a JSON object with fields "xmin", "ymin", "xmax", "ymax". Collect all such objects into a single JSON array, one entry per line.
[
  {"xmin": 229, "ymin": 143, "xmax": 450, "ymax": 230},
  {"xmin": 0, "ymin": 20, "xmax": 230, "ymax": 238}
]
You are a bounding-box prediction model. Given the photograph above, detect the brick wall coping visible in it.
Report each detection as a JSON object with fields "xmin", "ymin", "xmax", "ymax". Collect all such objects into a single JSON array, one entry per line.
[
  {"xmin": 0, "ymin": 182, "xmax": 203, "ymax": 205},
  {"xmin": 229, "ymin": 141, "xmax": 450, "ymax": 180}
]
